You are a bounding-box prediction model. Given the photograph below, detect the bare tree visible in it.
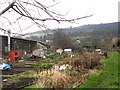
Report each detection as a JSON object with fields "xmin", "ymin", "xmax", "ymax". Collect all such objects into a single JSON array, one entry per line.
[
  {"xmin": 0, "ymin": 0, "xmax": 93, "ymax": 35},
  {"xmin": 52, "ymin": 29, "xmax": 74, "ymax": 51}
]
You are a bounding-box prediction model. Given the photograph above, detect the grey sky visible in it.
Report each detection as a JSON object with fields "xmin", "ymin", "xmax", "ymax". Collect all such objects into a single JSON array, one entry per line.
[{"xmin": 0, "ymin": 0, "xmax": 119, "ymax": 35}]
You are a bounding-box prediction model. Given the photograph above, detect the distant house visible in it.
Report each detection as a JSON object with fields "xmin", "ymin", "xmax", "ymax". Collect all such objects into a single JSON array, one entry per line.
[{"xmin": 0, "ymin": 35, "xmax": 44, "ymax": 58}]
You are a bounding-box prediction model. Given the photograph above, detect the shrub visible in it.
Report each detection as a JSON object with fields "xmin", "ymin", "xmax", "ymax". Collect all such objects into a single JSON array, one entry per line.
[{"xmin": 68, "ymin": 52, "xmax": 101, "ymax": 71}]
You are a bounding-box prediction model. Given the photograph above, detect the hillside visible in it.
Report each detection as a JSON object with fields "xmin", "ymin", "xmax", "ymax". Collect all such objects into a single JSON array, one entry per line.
[
  {"xmin": 22, "ymin": 22, "xmax": 118, "ymax": 49},
  {"xmin": 24, "ymin": 22, "xmax": 118, "ymax": 38},
  {"xmin": 30, "ymin": 22, "xmax": 118, "ymax": 34}
]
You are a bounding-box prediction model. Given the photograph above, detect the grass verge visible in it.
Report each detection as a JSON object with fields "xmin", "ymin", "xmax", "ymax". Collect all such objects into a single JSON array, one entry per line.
[{"xmin": 77, "ymin": 51, "xmax": 119, "ymax": 89}]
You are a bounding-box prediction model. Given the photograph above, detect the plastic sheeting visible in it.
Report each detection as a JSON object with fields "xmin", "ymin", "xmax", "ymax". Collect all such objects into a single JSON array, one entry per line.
[{"xmin": 0, "ymin": 63, "xmax": 11, "ymax": 70}]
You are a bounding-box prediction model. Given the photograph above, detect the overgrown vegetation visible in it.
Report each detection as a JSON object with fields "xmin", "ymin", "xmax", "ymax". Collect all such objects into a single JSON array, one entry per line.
[
  {"xmin": 24, "ymin": 52, "xmax": 102, "ymax": 89},
  {"xmin": 3, "ymin": 51, "xmax": 119, "ymax": 89},
  {"xmin": 77, "ymin": 51, "xmax": 119, "ymax": 88}
]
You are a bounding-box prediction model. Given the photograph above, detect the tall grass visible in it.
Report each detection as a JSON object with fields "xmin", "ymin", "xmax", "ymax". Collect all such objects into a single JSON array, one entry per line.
[{"xmin": 77, "ymin": 51, "xmax": 119, "ymax": 88}]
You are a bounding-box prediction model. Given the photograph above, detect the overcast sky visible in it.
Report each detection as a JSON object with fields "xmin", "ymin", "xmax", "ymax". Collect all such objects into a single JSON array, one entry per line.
[{"xmin": 0, "ymin": 0, "xmax": 119, "ymax": 35}]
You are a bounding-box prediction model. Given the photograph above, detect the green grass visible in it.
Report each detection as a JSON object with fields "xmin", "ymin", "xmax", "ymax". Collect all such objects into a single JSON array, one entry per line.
[
  {"xmin": 77, "ymin": 51, "xmax": 119, "ymax": 89},
  {"xmin": 43, "ymin": 54, "xmax": 67, "ymax": 63}
]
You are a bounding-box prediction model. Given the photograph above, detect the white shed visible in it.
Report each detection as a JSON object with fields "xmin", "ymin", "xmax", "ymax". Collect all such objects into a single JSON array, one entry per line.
[{"xmin": 64, "ymin": 49, "xmax": 72, "ymax": 54}]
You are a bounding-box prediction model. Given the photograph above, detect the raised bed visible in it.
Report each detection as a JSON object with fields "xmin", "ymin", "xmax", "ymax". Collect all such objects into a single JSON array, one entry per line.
[{"xmin": 2, "ymin": 77, "xmax": 37, "ymax": 90}]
